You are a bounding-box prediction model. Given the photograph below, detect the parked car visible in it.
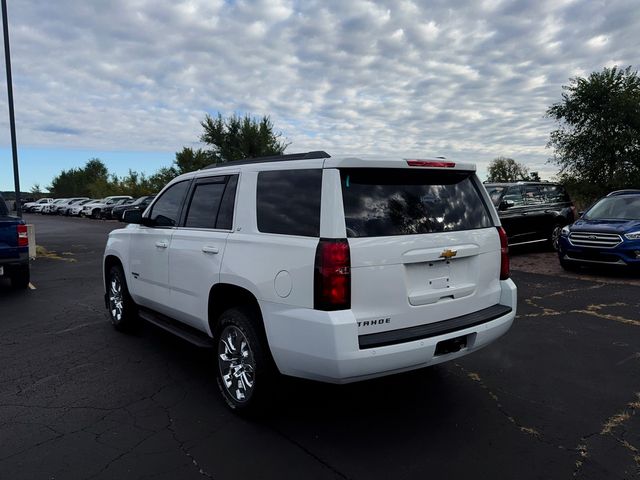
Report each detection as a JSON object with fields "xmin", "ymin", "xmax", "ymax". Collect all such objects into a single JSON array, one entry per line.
[
  {"xmin": 42, "ymin": 198, "xmax": 68, "ymax": 214},
  {"xmin": 101, "ymin": 198, "xmax": 134, "ymax": 220},
  {"xmin": 484, "ymin": 182, "xmax": 576, "ymax": 250},
  {"xmin": 110, "ymin": 195, "xmax": 155, "ymax": 221},
  {"xmin": 0, "ymin": 193, "xmax": 30, "ymax": 288},
  {"xmin": 53, "ymin": 197, "xmax": 89, "ymax": 215},
  {"xmin": 104, "ymin": 152, "xmax": 517, "ymax": 412},
  {"xmin": 82, "ymin": 196, "xmax": 132, "ymax": 219},
  {"xmin": 558, "ymin": 190, "xmax": 640, "ymax": 270},
  {"xmin": 57, "ymin": 198, "xmax": 90, "ymax": 216},
  {"xmin": 24, "ymin": 198, "xmax": 53, "ymax": 213},
  {"xmin": 69, "ymin": 199, "xmax": 97, "ymax": 216}
]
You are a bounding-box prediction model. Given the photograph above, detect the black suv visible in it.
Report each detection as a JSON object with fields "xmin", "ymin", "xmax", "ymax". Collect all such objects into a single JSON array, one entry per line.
[{"xmin": 484, "ymin": 182, "xmax": 576, "ymax": 249}]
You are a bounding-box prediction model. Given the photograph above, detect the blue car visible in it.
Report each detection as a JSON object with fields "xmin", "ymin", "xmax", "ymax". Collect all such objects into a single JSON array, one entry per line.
[{"xmin": 558, "ymin": 190, "xmax": 640, "ymax": 270}]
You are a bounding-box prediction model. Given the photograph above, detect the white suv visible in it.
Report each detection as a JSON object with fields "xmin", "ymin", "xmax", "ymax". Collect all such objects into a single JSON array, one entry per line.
[{"xmin": 103, "ymin": 152, "xmax": 516, "ymax": 411}]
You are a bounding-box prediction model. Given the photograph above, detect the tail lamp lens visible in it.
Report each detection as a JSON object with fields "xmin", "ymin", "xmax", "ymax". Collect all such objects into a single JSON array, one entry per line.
[
  {"xmin": 498, "ymin": 227, "xmax": 509, "ymax": 280},
  {"xmin": 17, "ymin": 224, "xmax": 28, "ymax": 247},
  {"xmin": 314, "ymin": 239, "xmax": 351, "ymax": 311}
]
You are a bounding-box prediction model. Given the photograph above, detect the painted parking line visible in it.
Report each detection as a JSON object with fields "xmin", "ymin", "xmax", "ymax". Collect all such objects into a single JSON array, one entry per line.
[{"xmin": 28, "ymin": 282, "xmax": 36, "ymax": 290}]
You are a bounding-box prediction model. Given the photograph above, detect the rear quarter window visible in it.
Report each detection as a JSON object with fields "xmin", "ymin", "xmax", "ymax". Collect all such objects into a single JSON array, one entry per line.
[
  {"xmin": 340, "ymin": 169, "xmax": 493, "ymax": 238},
  {"xmin": 256, "ymin": 169, "xmax": 322, "ymax": 237}
]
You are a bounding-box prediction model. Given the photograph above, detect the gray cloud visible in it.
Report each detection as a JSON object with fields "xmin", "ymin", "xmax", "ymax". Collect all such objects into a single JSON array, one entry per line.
[{"xmin": 0, "ymin": 0, "xmax": 637, "ymax": 178}]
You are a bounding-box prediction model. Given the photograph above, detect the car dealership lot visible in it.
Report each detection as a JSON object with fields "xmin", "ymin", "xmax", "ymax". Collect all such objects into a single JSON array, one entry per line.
[{"xmin": 0, "ymin": 214, "xmax": 638, "ymax": 479}]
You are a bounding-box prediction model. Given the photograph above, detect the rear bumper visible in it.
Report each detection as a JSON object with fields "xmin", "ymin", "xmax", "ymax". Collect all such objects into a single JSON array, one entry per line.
[
  {"xmin": 262, "ymin": 279, "xmax": 517, "ymax": 383},
  {"xmin": 0, "ymin": 250, "xmax": 29, "ymax": 270}
]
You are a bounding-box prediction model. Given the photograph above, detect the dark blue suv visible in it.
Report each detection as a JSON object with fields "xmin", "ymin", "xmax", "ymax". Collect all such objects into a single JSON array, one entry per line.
[{"xmin": 558, "ymin": 190, "xmax": 640, "ymax": 270}]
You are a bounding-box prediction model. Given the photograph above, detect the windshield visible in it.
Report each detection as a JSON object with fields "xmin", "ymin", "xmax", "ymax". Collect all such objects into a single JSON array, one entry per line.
[
  {"xmin": 340, "ymin": 169, "xmax": 493, "ymax": 237},
  {"xmin": 585, "ymin": 196, "xmax": 640, "ymax": 220}
]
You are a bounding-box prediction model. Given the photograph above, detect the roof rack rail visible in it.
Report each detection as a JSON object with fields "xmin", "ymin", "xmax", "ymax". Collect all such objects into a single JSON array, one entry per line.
[{"xmin": 203, "ymin": 151, "xmax": 331, "ymax": 169}]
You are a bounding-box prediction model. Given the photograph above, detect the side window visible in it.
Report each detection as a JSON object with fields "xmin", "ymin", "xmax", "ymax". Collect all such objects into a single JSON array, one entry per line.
[
  {"xmin": 523, "ymin": 185, "xmax": 544, "ymax": 204},
  {"xmin": 503, "ymin": 186, "xmax": 525, "ymax": 206},
  {"xmin": 184, "ymin": 177, "xmax": 227, "ymax": 229},
  {"xmin": 256, "ymin": 169, "xmax": 322, "ymax": 237},
  {"xmin": 216, "ymin": 175, "xmax": 238, "ymax": 230},
  {"xmin": 540, "ymin": 185, "xmax": 569, "ymax": 203},
  {"xmin": 148, "ymin": 181, "xmax": 190, "ymax": 227}
]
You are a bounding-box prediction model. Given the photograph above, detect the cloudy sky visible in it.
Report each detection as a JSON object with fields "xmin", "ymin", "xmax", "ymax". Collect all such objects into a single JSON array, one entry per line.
[{"xmin": 0, "ymin": 0, "xmax": 637, "ymax": 191}]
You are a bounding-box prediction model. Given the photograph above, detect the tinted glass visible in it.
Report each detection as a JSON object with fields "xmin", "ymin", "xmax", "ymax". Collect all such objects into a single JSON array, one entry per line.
[
  {"xmin": 0, "ymin": 195, "xmax": 7, "ymax": 215},
  {"xmin": 185, "ymin": 179, "xmax": 226, "ymax": 229},
  {"xmin": 585, "ymin": 196, "xmax": 640, "ymax": 220},
  {"xmin": 524, "ymin": 185, "xmax": 544, "ymax": 204},
  {"xmin": 486, "ymin": 186, "xmax": 507, "ymax": 206},
  {"xmin": 257, "ymin": 169, "xmax": 322, "ymax": 237},
  {"xmin": 539, "ymin": 185, "xmax": 570, "ymax": 203},
  {"xmin": 341, "ymin": 169, "xmax": 493, "ymax": 238},
  {"xmin": 149, "ymin": 181, "xmax": 189, "ymax": 227},
  {"xmin": 216, "ymin": 175, "xmax": 238, "ymax": 230},
  {"xmin": 503, "ymin": 186, "xmax": 525, "ymax": 206}
]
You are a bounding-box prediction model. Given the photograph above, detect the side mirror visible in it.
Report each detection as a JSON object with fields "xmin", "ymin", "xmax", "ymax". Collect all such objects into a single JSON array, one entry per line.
[
  {"xmin": 499, "ymin": 200, "xmax": 515, "ymax": 211},
  {"xmin": 578, "ymin": 211, "xmax": 584, "ymax": 217},
  {"xmin": 122, "ymin": 209, "xmax": 142, "ymax": 224}
]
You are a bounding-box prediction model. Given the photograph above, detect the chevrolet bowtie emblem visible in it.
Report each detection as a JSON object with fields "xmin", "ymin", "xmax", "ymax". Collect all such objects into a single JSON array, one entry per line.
[{"xmin": 440, "ymin": 249, "xmax": 458, "ymax": 259}]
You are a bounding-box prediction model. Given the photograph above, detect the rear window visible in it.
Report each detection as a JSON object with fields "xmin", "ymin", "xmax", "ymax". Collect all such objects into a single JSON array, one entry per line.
[
  {"xmin": 257, "ymin": 169, "xmax": 322, "ymax": 237},
  {"xmin": 340, "ymin": 169, "xmax": 493, "ymax": 238}
]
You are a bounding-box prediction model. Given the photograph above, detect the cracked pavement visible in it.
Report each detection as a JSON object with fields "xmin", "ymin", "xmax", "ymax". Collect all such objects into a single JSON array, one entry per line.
[{"xmin": 0, "ymin": 214, "xmax": 638, "ymax": 479}]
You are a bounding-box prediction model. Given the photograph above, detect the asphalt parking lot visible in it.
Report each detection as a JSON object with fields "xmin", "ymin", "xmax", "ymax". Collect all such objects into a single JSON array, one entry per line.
[{"xmin": 1, "ymin": 214, "xmax": 638, "ymax": 479}]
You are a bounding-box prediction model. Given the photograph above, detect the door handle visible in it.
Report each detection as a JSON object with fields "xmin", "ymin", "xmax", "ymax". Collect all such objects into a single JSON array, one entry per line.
[
  {"xmin": 155, "ymin": 241, "xmax": 168, "ymax": 249},
  {"xmin": 202, "ymin": 246, "xmax": 219, "ymax": 254}
]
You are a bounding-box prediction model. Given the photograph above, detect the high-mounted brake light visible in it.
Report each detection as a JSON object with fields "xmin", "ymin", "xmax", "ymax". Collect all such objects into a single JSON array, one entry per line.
[
  {"xmin": 314, "ymin": 239, "xmax": 351, "ymax": 311},
  {"xmin": 17, "ymin": 224, "xmax": 28, "ymax": 247},
  {"xmin": 498, "ymin": 227, "xmax": 510, "ymax": 280},
  {"xmin": 406, "ymin": 160, "xmax": 456, "ymax": 168}
]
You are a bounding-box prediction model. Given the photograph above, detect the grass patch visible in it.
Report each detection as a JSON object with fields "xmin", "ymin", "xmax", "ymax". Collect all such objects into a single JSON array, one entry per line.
[{"xmin": 35, "ymin": 245, "xmax": 77, "ymax": 262}]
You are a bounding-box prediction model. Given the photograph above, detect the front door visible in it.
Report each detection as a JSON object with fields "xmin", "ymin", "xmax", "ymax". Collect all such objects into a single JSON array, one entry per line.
[{"xmin": 127, "ymin": 180, "xmax": 191, "ymax": 314}]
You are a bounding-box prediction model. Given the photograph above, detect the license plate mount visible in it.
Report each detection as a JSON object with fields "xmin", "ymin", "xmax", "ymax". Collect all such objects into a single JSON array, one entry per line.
[{"xmin": 434, "ymin": 335, "xmax": 468, "ymax": 356}]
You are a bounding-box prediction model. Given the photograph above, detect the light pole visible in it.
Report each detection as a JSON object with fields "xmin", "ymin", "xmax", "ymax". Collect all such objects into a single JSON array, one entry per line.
[{"xmin": 1, "ymin": 0, "xmax": 21, "ymax": 217}]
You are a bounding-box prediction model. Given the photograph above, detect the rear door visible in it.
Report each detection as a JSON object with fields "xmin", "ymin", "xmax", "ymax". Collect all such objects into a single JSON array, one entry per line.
[
  {"xmin": 522, "ymin": 185, "xmax": 548, "ymax": 241},
  {"xmin": 167, "ymin": 174, "xmax": 238, "ymax": 330},
  {"xmin": 339, "ymin": 168, "xmax": 502, "ymax": 336},
  {"xmin": 498, "ymin": 186, "xmax": 531, "ymax": 243}
]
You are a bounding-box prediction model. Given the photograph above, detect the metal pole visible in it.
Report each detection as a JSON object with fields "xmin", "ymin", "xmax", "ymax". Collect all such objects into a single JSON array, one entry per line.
[{"xmin": 1, "ymin": 0, "xmax": 21, "ymax": 217}]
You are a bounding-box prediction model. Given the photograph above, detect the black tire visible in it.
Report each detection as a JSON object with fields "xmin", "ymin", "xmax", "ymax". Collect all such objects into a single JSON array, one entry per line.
[
  {"xmin": 106, "ymin": 265, "xmax": 137, "ymax": 331},
  {"xmin": 215, "ymin": 307, "xmax": 274, "ymax": 413},
  {"xmin": 10, "ymin": 265, "xmax": 30, "ymax": 289},
  {"xmin": 549, "ymin": 223, "xmax": 564, "ymax": 251},
  {"xmin": 92, "ymin": 209, "xmax": 100, "ymax": 219}
]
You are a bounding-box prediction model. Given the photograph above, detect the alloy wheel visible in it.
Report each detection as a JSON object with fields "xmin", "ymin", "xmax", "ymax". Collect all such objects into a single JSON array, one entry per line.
[
  {"xmin": 109, "ymin": 274, "xmax": 124, "ymax": 322},
  {"xmin": 217, "ymin": 325, "xmax": 256, "ymax": 403}
]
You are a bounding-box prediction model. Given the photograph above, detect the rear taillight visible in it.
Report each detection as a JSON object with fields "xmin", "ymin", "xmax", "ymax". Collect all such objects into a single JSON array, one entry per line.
[
  {"xmin": 498, "ymin": 227, "xmax": 509, "ymax": 280},
  {"xmin": 17, "ymin": 224, "xmax": 28, "ymax": 247},
  {"xmin": 314, "ymin": 239, "xmax": 351, "ymax": 311}
]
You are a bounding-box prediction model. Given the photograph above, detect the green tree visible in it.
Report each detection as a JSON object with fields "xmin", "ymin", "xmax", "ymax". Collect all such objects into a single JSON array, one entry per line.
[
  {"xmin": 174, "ymin": 147, "xmax": 213, "ymax": 174},
  {"xmin": 48, "ymin": 158, "xmax": 110, "ymax": 197},
  {"xmin": 547, "ymin": 66, "xmax": 640, "ymax": 189},
  {"xmin": 199, "ymin": 113, "xmax": 288, "ymax": 164},
  {"xmin": 486, "ymin": 157, "xmax": 532, "ymax": 182},
  {"xmin": 147, "ymin": 167, "xmax": 178, "ymax": 192},
  {"xmin": 30, "ymin": 183, "xmax": 42, "ymax": 195}
]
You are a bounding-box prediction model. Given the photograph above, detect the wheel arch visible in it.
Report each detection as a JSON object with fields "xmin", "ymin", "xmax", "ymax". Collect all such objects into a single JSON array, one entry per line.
[
  {"xmin": 103, "ymin": 254, "xmax": 124, "ymax": 288},
  {"xmin": 208, "ymin": 283, "xmax": 266, "ymax": 340}
]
